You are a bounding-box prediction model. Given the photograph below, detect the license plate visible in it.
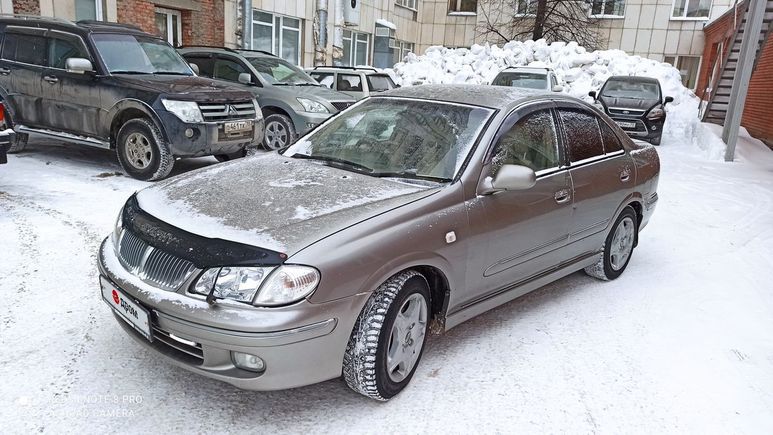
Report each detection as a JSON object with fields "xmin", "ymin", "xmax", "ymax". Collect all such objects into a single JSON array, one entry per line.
[
  {"xmin": 224, "ymin": 120, "xmax": 253, "ymax": 134},
  {"xmin": 101, "ymin": 276, "xmax": 152, "ymax": 341},
  {"xmin": 615, "ymin": 121, "xmax": 636, "ymax": 129}
]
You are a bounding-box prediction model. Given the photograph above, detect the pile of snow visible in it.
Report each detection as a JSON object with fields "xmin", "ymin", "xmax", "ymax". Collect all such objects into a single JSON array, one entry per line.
[{"xmin": 390, "ymin": 40, "xmax": 714, "ymax": 156}]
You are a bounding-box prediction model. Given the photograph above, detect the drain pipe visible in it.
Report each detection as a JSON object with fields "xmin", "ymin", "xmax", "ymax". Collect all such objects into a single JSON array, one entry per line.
[
  {"xmin": 332, "ymin": 0, "xmax": 344, "ymax": 65},
  {"xmin": 315, "ymin": 0, "xmax": 328, "ymax": 65},
  {"xmin": 242, "ymin": 0, "xmax": 253, "ymax": 49}
]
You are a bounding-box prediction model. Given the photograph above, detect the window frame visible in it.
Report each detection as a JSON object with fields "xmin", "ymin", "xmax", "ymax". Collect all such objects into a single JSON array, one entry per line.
[
  {"xmin": 670, "ymin": 0, "xmax": 712, "ymax": 20},
  {"xmin": 154, "ymin": 7, "xmax": 182, "ymax": 47},
  {"xmin": 395, "ymin": 0, "xmax": 418, "ymax": 11},
  {"xmin": 664, "ymin": 55, "xmax": 702, "ymax": 91},
  {"xmin": 514, "ymin": 0, "xmax": 537, "ymax": 17},
  {"xmin": 75, "ymin": 0, "xmax": 104, "ymax": 21},
  {"xmin": 251, "ymin": 10, "xmax": 303, "ymax": 65},
  {"xmin": 556, "ymin": 104, "xmax": 627, "ymax": 167},
  {"xmin": 342, "ymin": 29, "xmax": 371, "ymax": 66},
  {"xmin": 588, "ymin": 0, "xmax": 626, "ymax": 19},
  {"xmin": 448, "ymin": 0, "xmax": 477, "ymax": 15}
]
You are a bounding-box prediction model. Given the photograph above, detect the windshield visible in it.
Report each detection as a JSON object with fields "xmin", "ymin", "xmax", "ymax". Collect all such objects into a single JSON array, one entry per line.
[
  {"xmin": 282, "ymin": 98, "xmax": 493, "ymax": 181},
  {"xmin": 492, "ymin": 72, "xmax": 547, "ymax": 89},
  {"xmin": 92, "ymin": 33, "xmax": 193, "ymax": 75},
  {"xmin": 245, "ymin": 56, "xmax": 317, "ymax": 85},
  {"xmin": 601, "ymin": 80, "xmax": 661, "ymax": 99},
  {"xmin": 367, "ymin": 75, "xmax": 396, "ymax": 92}
]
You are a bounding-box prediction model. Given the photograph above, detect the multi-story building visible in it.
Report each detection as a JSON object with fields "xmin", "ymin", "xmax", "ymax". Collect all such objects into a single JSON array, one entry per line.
[{"xmin": 0, "ymin": 0, "xmax": 737, "ymax": 90}]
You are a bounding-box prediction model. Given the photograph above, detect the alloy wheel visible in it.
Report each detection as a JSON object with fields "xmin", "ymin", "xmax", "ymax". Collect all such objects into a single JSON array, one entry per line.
[
  {"xmin": 610, "ymin": 216, "xmax": 635, "ymax": 271},
  {"xmin": 264, "ymin": 120, "xmax": 288, "ymax": 150},
  {"xmin": 386, "ymin": 293, "xmax": 428, "ymax": 383},
  {"xmin": 124, "ymin": 132, "xmax": 153, "ymax": 170}
]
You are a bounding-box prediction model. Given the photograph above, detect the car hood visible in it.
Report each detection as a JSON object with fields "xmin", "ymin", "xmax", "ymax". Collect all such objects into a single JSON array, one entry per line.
[
  {"xmin": 274, "ymin": 84, "xmax": 354, "ymax": 102},
  {"xmin": 135, "ymin": 152, "xmax": 438, "ymax": 255},
  {"xmin": 599, "ymin": 96, "xmax": 660, "ymax": 111},
  {"xmin": 112, "ymin": 75, "xmax": 252, "ymax": 102}
]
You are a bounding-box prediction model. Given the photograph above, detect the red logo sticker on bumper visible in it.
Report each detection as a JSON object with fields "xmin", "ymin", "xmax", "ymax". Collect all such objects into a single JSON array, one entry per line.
[{"xmin": 112, "ymin": 289, "xmax": 120, "ymax": 305}]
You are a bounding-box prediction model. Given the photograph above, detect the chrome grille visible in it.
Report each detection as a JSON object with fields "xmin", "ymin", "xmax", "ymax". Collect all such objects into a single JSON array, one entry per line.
[
  {"xmin": 151, "ymin": 324, "xmax": 204, "ymax": 362},
  {"xmin": 117, "ymin": 230, "xmax": 197, "ymax": 291},
  {"xmin": 331, "ymin": 101, "xmax": 353, "ymax": 112},
  {"xmin": 609, "ymin": 107, "xmax": 646, "ymax": 117},
  {"xmin": 198, "ymin": 101, "xmax": 256, "ymax": 121}
]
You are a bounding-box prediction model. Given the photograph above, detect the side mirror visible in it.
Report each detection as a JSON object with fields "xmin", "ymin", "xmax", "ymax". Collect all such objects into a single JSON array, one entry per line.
[
  {"xmin": 238, "ymin": 73, "xmax": 252, "ymax": 85},
  {"xmin": 189, "ymin": 63, "xmax": 200, "ymax": 75},
  {"xmin": 552, "ymin": 85, "xmax": 564, "ymax": 92},
  {"xmin": 664, "ymin": 96, "xmax": 674, "ymax": 104},
  {"xmin": 65, "ymin": 58, "xmax": 93, "ymax": 74},
  {"xmin": 481, "ymin": 164, "xmax": 536, "ymax": 195},
  {"xmin": 588, "ymin": 90, "xmax": 597, "ymax": 99}
]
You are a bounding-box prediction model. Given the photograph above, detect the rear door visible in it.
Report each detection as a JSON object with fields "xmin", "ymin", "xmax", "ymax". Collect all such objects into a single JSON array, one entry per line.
[
  {"xmin": 0, "ymin": 26, "xmax": 48, "ymax": 127},
  {"xmin": 42, "ymin": 30, "xmax": 101, "ymax": 137},
  {"xmin": 557, "ymin": 103, "xmax": 636, "ymax": 259}
]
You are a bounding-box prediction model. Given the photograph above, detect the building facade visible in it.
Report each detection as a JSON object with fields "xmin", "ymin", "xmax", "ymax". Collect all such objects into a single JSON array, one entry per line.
[{"xmin": 1, "ymin": 0, "xmax": 736, "ymax": 89}]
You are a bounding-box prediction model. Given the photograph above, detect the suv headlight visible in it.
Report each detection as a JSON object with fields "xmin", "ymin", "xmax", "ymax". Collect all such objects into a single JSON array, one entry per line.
[
  {"xmin": 162, "ymin": 99, "xmax": 203, "ymax": 123},
  {"xmin": 192, "ymin": 265, "xmax": 320, "ymax": 306},
  {"xmin": 112, "ymin": 205, "xmax": 124, "ymax": 248},
  {"xmin": 646, "ymin": 107, "xmax": 665, "ymax": 121},
  {"xmin": 296, "ymin": 97, "xmax": 328, "ymax": 113}
]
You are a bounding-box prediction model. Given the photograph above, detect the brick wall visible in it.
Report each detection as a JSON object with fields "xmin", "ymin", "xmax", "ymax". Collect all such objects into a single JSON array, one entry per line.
[
  {"xmin": 696, "ymin": 4, "xmax": 745, "ymax": 99},
  {"xmin": 743, "ymin": 36, "xmax": 773, "ymax": 147},
  {"xmin": 13, "ymin": 0, "xmax": 40, "ymax": 15},
  {"xmin": 182, "ymin": 1, "xmax": 225, "ymax": 46},
  {"xmin": 116, "ymin": 0, "xmax": 157, "ymax": 35}
]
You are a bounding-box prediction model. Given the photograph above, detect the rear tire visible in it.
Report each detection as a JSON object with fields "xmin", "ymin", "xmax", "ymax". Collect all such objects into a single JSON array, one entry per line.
[
  {"xmin": 343, "ymin": 270, "xmax": 430, "ymax": 401},
  {"xmin": 7, "ymin": 132, "xmax": 28, "ymax": 153},
  {"xmin": 116, "ymin": 119, "xmax": 174, "ymax": 181},
  {"xmin": 584, "ymin": 206, "xmax": 638, "ymax": 281}
]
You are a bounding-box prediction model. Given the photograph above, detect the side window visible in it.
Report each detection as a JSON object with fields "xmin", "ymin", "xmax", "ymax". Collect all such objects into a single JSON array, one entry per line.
[
  {"xmin": 2, "ymin": 32, "xmax": 47, "ymax": 66},
  {"xmin": 310, "ymin": 72, "xmax": 334, "ymax": 89},
  {"xmin": 337, "ymin": 74, "xmax": 363, "ymax": 92},
  {"xmin": 598, "ymin": 118, "xmax": 624, "ymax": 153},
  {"xmin": 48, "ymin": 34, "xmax": 90, "ymax": 69},
  {"xmin": 185, "ymin": 55, "xmax": 214, "ymax": 77},
  {"xmin": 213, "ymin": 57, "xmax": 248, "ymax": 82},
  {"xmin": 492, "ymin": 109, "xmax": 560, "ymax": 173},
  {"xmin": 559, "ymin": 108, "xmax": 604, "ymax": 162}
]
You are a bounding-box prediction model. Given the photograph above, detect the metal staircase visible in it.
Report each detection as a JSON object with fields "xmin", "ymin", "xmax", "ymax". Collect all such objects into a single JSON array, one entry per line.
[{"xmin": 702, "ymin": 0, "xmax": 773, "ymax": 125}]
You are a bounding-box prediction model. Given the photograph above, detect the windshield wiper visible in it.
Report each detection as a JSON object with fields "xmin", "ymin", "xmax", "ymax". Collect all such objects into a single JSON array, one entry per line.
[
  {"xmin": 111, "ymin": 70, "xmax": 151, "ymax": 75},
  {"xmin": 290, "ymin": 154, "xmax": 374, "ymax": 173},
  {"xmin": 370, "ymin": 171, "xmax": 452, "ymax": 183},
  {"xmin": 153, "ymin": 71, "xmax": 192, "ymax": 76}
]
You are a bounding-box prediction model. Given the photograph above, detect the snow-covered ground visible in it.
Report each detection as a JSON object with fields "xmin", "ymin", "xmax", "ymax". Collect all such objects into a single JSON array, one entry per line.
[{"xmin": 1, "ymin": 126, "xmax": 772, "ymax": 433}]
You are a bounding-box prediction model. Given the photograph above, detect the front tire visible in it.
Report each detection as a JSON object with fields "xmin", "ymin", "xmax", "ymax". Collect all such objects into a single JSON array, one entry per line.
[
  {"xmin": 343, "ymin": 270, "xmax": 430, "ymax": 401},
  {"xmin": 262, "ymin": 113, "xmax": 296, "ymax": 150},
  {"xmin": 584, "ymin": 206, "xmax": 638, "ymax": 281},
  {"xmin": 116, "ymin": 118, "xmax": 174, "ymax": 181}
]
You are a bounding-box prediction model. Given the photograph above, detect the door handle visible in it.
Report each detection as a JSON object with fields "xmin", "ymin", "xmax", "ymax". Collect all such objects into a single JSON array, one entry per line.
[
  {"xmin": 43, "ymin": 75, "xmax": 59, "ymax": 84},
  {"xmin": 620, "ymin": 169, "xmax": 631, "ymax": 182},
  {"xmin": 0, "ymin": 67, "xmax": 10, "ymax": 75},
  {"xmin": 554, "ymin": 189, "xmax": 571, "ymax": 204}
]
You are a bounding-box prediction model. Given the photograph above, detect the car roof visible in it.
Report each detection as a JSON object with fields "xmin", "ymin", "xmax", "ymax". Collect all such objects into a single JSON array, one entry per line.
[
  {"xmin": 499, "ymin": 67, "xmax": 553, "ymax": 74},
  {"xmin": 310, "ymin": 66, "xmax": 384, "ymax": 74},
  {"xmin": 0, "ymin": 15, "xmax": 150, "ymax": 37},
  {"xmin": 376, "ymin": 84, "xmax": 545, "ymax": 109},
  {"xmin": 606, "ymin": 75, "xmax": 660, "ymax": 84}
]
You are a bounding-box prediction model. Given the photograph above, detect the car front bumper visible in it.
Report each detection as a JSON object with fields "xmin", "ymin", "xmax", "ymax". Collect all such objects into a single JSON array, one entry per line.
[
  {"xmin": 609, "ymin": 115, "xmax": 664, "ymax": 142},
  {"xmin": 157, "ymin": 112, "xmax": 265, "ymax": 157},
  {"xmin": 97, "ymin": 238, "xmax": 367, "ymax": 391},
  {"xmin": 290, "ymin": 111, "xmax": 333, "ymax": 137}
]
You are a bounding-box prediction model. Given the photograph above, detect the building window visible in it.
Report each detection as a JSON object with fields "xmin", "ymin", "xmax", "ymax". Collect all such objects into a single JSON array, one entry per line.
[
  {"xmin": 396, "ymin": 0, "xmax": 417, "ymax": 11},
  {"xmin": 590, "ymin": 0, "xmax": 625, "ymax": 17},
  {"xmin": 448, "ymin": 0, "xmax": 477, "ymax": 14},
  {"xmin": 155, "ymin": 8, "xmax": 182, "ymax": 47},
  {"xmin": 252, "ymin": 10, "xmax": 303, "ymax": 65},
  {"xmin": 515, "ymin": 0, "xmax": 537, "ymax": 16},
  {"xmin": 343, "ymin": 30, "xmax": 370, "ymax": 66},
  {"xmin": 671, "ymin": 0, "xmax": 711, "ymax": 19},
  {"xmin": 75, "ymin": 0, "xmax": 103, "ymax": 21},
  {"xmin": 392, "ymin": 40, "xmax": 414, "ymax": 65},
  {"xmin": 664, "ymin": 55, "xmax": 701, "ymax": 89}
]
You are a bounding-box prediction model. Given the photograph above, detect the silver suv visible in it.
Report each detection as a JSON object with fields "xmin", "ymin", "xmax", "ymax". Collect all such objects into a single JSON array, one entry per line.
[
  {"xmin": 308, "ymin": 66, "xmax": 398, "ymax": 100},
  {"xmin": 180, "ymin": 48, "xmax": 356, "ymax": 150}
]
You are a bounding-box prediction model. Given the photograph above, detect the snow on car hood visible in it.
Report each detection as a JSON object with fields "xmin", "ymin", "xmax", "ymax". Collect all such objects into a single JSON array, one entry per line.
[{"xmin": 135, "ymin": 152, "xmax": 438, "ymax": 255}]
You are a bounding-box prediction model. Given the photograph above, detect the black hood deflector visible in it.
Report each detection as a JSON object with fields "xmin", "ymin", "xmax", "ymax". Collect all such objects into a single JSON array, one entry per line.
[{"xmin": 122, "ymin": 195, "xmax": 286, "ymax": 268}]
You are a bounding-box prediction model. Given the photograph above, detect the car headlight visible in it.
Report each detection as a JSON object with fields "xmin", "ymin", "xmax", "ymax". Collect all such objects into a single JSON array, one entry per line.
[
  {"xmin": 161, "ymin": 99, "xmax": 203, "ymax": 123},
  {"xmin": 253, "ymin": 99, "xmax": 263, "ymax": 119},
  {"xmin": 647, "ymin": 107, "xmax": 665, "ymax": 121},
  {"xmin": 112, "ymin": 205, "xmax": 124, "ymax": 248},
  {"xmin": 191, "ymin": 265, "xmax": 320, "ymax": 306},
  {"xmin": 296, "ymin": 98, "xmax": 328, "ymax": 114}
]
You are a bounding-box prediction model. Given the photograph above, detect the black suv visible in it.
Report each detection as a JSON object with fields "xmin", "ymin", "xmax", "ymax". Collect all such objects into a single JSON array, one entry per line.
[
  {"xmin": 589, "ymin": 76, "xmax": 673, "ymax": 146},
  {"xmin": 0, "ymin": 16, "xmax": 264, "ymax": 180}
]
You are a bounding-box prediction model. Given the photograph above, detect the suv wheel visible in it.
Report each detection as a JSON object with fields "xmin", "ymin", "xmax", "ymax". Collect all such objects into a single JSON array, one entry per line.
[
  {"xmin": 116, "ymin": 119, "xmax": 174, "ymax": 181},
  {"xmin": 343, "ymin": 270, "xmax": 430, "ymax": 401},
  {"xmin": 584, "ymin": 206, "xmax": 638, "ymax": 281},
  {"xmin": 7, "ymin": 132, "xmax": 28, "ymax": 153},
  {"xmin": 263, "ymin": 114, "xmax": 295, "ymax": 150}
]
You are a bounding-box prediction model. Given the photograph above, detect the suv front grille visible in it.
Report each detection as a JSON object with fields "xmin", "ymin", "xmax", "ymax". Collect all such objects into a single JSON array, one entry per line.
[
  {"xmin": 198, "ymin": 101, "xmax": 256, "ymax": 121},
  {"xmin": 117, "ymin": 230, "xmax": 197, "ymax": 291},
  {"xmin": 331, "ymin": 101, "xmax": 353, "ymax": 112},
  {"xmin": 609, "ymin": 107, "xmax": 646, "ymax": 117}
]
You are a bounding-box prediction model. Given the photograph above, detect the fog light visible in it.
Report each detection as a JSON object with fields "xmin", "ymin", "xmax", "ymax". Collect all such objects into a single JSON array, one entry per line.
[
  {"xmin": 232, "ymin": 351, "xmax": 265, "ymax": 372},
  {"xmin": 185, "ymin": 128, "xmax": 194, "ymax": 138},
  {"xmin": 651, "ymin": 125, "xmax": 658, "ymax": 131}
]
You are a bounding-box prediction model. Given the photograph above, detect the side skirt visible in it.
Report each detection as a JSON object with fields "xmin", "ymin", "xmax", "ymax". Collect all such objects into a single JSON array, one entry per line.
[{"xmin": 16, "ymin": 125, "xmax": 110, "ymax": 149}]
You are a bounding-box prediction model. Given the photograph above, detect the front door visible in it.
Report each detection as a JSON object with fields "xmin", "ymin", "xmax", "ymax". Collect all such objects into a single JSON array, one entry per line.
[
  {"xmin": 42, "ymin": 30, "xmax": 101, "ymax": 137},
  {"xmin": 465, "ymin": 105, "xmax": 573, "ymax": 307}
]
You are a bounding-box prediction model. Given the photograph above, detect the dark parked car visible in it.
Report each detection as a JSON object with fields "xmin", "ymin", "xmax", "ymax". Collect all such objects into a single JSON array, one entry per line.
[
  {"xmin": 589, "ymin": 76, "xmax": 673, "ymax": 145},
  {"xmin": 0, "ymin": 101, "xmax": 13, "ymax": 164},
  {"xmin": 98, "ymin": 85, "xmax": 660, "ymax": 401},
  {"xmin": 179, "ymin": 47, "xmax": 355, "ymax": 150},
  {"xmin": 0, "ymin": 16, "xmax": 263, "ymax": 180}
]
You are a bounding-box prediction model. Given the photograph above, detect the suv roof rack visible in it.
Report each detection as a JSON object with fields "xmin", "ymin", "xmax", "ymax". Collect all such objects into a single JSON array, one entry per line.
[
  {"xmin": 234, "ymin": 48, "xmax": 277, "ymax": 57},
  {"xmin": 0, "ymin": 14, "xmax": 76, "ymax": 26},
  {"xmin": 313, "ymin": 65, "xmax": 379, "ymax": 72},
  {"xmin": 178, "ymin": 46, "xmax": 277, "ymax": 57},
  {"xmin": 75, "ymin": 20, "xmax": 144, "ymax": 31}
]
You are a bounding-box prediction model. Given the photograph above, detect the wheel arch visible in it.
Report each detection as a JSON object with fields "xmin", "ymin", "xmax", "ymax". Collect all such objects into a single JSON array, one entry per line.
[{"xmin": 106, "ymin": 99, "xmax": 169, "ymax": 148}]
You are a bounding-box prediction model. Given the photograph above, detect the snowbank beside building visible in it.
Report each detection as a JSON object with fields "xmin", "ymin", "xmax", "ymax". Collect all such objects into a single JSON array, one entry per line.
[{"xmin": 390, "ymin": 39, "xmax": 721, "ymax": 157}]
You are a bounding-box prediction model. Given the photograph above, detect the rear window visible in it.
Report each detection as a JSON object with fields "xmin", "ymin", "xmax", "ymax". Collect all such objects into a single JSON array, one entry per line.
[
  {"xmin": 598, "ymin": 119, "xmax": 624, "ymax": 153},
  {"xmin": 366, "ymin": 75, "xmax": 395, "ymax": 92},
  {"xmin": 492, "ymin": 72, "xmax": 547, "ymax": 89},
  {"xmin": 2, "ymin": 32, "xmax": 47, "ymax": 66},
  {"xmin": 558, "ymin": 108, "xmax": 604, "ymax": 162},
  {"xmin": 337, "ymin": 74, "xmax": 363, "ymax": 92}
]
